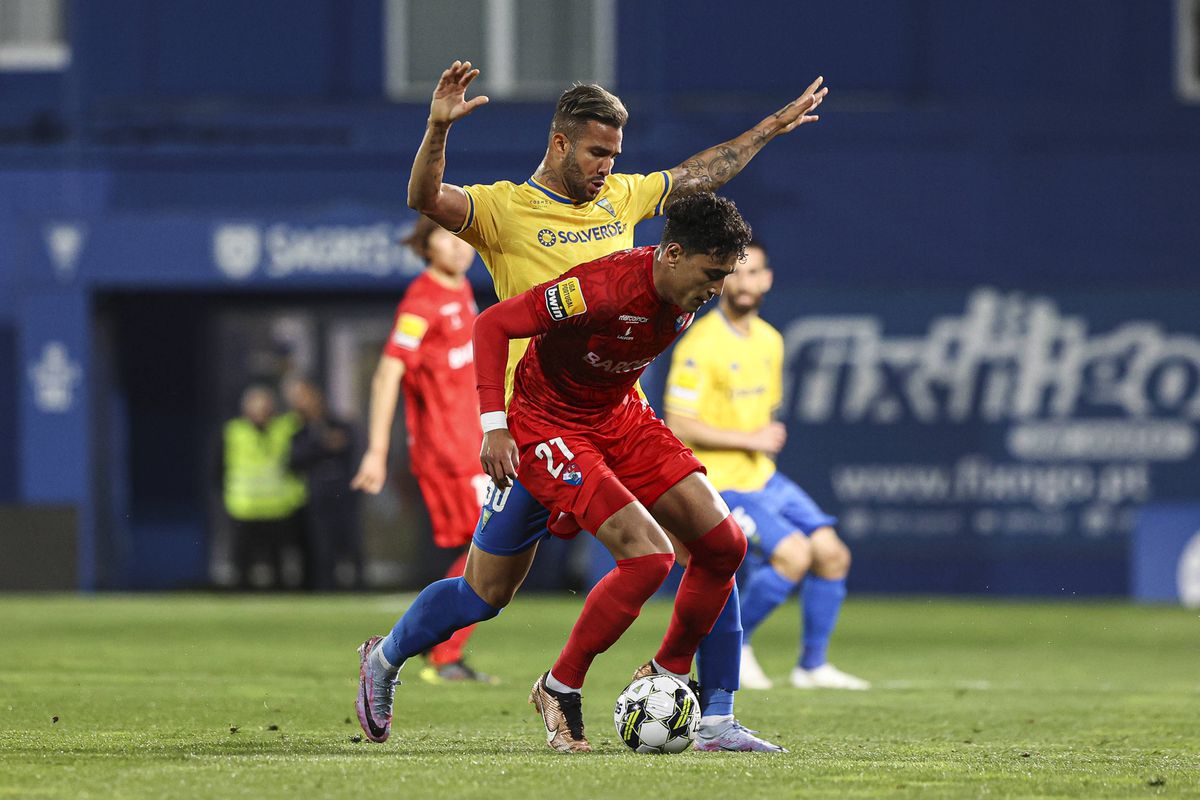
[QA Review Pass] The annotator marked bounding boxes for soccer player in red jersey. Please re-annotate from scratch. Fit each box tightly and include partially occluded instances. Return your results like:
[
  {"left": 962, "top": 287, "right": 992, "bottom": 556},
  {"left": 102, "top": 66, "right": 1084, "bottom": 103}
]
[
  {"left": 472, "top": 193, "right": 753, "bottom": 751},
  {"left": 355, "top": 62, "right": 825, "bottom": 751},
  {"left": 351, "top": 216, "right": 494, "bottom": 683}
]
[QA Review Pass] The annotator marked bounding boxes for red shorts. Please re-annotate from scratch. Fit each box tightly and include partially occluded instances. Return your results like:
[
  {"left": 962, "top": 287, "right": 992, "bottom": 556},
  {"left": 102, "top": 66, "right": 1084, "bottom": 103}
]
[
  {"left": 416, "top": 472, "right": 490, "bottom": 548},
  {"left": 510, "top": 394, "right": 705, "bottom": 536}
]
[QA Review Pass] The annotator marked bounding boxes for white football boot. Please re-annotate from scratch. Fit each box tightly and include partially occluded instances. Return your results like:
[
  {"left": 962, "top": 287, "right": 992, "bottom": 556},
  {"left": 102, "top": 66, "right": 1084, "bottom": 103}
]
[
  {"left": 739, "top": 645, "right": 774, "bottom": 690},
  {"left": 694, "top": 717, "right": 786, "bottom": 752},
  {"left": 789, "top": 662, "right": 870, "bottom": 690}
]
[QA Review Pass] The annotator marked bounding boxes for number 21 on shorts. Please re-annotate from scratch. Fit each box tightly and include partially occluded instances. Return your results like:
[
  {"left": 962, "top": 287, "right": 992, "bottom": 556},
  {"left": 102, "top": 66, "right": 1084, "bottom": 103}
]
[{"left": 534, "top": 437, "right": 575, "bottom": 479}]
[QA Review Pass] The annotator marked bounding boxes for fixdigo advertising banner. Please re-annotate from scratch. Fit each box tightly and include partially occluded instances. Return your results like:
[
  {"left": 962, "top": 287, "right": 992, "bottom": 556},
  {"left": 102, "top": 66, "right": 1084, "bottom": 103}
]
[{"left": 769, "top": 286, "right": 1200, "bottom": 596}]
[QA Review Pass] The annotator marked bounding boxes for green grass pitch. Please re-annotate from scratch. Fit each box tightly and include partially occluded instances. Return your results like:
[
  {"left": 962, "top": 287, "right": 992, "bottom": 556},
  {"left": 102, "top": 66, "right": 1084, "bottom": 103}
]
[{"left": 1, "top": 593, "right": 1197, "bottom": 799}]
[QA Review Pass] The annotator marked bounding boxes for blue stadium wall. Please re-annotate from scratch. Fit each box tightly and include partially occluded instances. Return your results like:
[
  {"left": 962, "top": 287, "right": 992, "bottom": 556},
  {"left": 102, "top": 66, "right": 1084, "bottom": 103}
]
[{"left": 2, "top": 1, "right": 1198, "bottom": 593}]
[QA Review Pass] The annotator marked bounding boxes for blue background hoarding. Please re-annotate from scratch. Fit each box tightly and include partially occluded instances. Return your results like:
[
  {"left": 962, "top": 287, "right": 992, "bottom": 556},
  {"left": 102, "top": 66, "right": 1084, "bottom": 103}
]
[{"left": 1, "top": 0, "right": 1199, "bottom": 595}]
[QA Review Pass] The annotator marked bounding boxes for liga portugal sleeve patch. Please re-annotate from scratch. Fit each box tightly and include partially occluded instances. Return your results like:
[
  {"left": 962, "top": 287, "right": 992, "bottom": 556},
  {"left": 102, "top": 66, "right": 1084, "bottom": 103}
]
[
  {"left": 391, "top": 313, "right": 430, "bottom": 350},
  {"left": 545, "top": 277, "right": 587, "bottom": 321}
]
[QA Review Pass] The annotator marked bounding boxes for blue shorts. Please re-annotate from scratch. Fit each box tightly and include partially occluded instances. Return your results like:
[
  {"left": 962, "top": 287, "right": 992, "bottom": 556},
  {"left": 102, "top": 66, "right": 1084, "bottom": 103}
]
[
  {"left": 721, "top": 472, "right": 838, "bottom": 558},
  {"left": 471, "top": 478, "right": 551, "bottom": 557}
]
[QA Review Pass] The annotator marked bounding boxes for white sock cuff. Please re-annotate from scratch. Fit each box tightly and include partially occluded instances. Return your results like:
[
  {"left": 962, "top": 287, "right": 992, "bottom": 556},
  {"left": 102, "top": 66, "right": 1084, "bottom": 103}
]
[
  {"left": 373, "top": 643, "right": 400, "bottom": 674},
  {"left": 545, "top": 669, "right": 581, "bottom": 694},
  {"left": 651, "top": 658, "right": 690, "bottom": 682},
  {"left": 699, "top": 713, "right": 734, "bottom": 731}
]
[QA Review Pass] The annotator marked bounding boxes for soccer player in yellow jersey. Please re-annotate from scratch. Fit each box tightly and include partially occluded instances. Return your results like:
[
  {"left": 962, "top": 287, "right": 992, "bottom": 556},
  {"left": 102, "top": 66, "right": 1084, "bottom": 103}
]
[
  {"left": 665, "top": 241, "right": 869, "bottom": 691},
  {"left": 356, "top": 61, "right": 827, "bottom": 751}
]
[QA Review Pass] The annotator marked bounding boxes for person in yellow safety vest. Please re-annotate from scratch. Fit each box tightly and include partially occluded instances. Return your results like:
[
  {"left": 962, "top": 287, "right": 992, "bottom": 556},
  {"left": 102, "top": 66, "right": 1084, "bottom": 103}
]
[{"left": 221, "top": 384, "right": 307, "bottom": 589}]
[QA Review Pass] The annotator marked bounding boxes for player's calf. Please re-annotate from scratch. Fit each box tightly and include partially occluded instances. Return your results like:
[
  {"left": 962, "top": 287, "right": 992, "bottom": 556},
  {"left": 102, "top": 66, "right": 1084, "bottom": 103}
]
[{"left": 654, "top": 514, "right": 747, "bottom": 675}]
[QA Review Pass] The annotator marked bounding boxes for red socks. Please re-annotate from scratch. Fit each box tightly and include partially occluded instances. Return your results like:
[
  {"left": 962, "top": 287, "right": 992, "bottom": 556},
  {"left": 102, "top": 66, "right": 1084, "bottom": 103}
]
[
  {"left": 551, "top": 552, "right": 675, "bottom": 688},
  {"left": 654, "top": 515, "right": 747, "bottom": 675},
  {"left": 429, "top": 551, "right": 475, "bottom": 666}
]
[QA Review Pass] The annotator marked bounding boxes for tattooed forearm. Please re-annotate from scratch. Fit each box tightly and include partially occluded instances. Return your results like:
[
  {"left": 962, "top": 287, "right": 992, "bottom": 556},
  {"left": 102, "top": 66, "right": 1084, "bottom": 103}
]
[
  {"left": 708, "top": 145, "right": 739, "bottom": 183},
  {"left": 671, "top": 140, "right": 757, "bottom": 197},
  {"left": 408, "top": 122, "right": 451, "bottom": 209},
  {"left": 423, "top": 127, "right": 447, "bottom": 167},
  {"left": 668, "top": 83, "right": 824, "bottom": 199}
]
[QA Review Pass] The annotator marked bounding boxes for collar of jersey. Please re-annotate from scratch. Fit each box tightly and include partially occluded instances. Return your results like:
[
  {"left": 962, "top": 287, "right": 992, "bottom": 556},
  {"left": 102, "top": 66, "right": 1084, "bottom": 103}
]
[
  {"left": 526, "top": 177, "right": 590, "bottom": 206},
  {"left": 717, "top": 307, "right": 753, "bottom": 339}
]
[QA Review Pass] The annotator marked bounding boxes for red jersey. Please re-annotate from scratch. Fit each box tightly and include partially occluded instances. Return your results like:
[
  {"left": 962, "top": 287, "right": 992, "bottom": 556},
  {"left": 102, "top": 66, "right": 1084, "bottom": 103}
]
[
  {"left": 383, "top": 271, "right": 481, "bottom": 477},
  {"left": 476, "top": 247, "right": 694, "bottom": 425}
]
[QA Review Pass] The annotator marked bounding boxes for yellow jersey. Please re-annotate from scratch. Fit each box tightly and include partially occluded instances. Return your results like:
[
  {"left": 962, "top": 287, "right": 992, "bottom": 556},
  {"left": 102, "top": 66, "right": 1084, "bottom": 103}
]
[
  {"left": 663, "top": 309, "right": 784, "bottom": 493},
  {"left": 455, "top": 172, "right": 673, "bottom": 391}
]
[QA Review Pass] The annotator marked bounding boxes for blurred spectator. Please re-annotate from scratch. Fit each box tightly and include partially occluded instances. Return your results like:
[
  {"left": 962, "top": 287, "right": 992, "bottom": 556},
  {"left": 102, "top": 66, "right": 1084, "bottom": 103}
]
[
  {"left": 219, "top": 385, "right": 307, "bottom": 589},
  {"left": 286, "top": 376, "right": 362, "bottom": 590}
]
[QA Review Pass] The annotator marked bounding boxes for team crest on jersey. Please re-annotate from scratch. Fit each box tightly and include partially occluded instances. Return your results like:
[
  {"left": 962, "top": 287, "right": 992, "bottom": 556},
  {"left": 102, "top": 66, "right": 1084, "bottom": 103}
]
[
  {"left": 597, "top": 198, "right": 616, "bottom": 218},
  {"left": 674, "top": 313, "right": 694, "bottom": 332},
  {"left": 562, "top": 463, "right": 583, "bottom": 486},
  {"left": 545, "top": 277, "right": 587, "bottom": 321}
]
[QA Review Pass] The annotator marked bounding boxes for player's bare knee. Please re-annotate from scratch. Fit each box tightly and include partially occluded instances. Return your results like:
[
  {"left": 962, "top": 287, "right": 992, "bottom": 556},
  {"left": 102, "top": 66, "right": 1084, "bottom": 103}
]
[
  {"left": 809, "top": 527, "right": 851, "bottom": 579},
  {"left": 597, "top": 505, "right": 672, "bottom": 560},
  {"left": 467, "top": 574, "right": 520, "bottom": 608},
  {"left": 770, "top": 532, "right": 812, "bottom": 582},
  {"left": 463, "top": 548, "right": 530, "bottom": 608},
  {"left": 666, "top": 529, "right": 690, "bottom": 568}
]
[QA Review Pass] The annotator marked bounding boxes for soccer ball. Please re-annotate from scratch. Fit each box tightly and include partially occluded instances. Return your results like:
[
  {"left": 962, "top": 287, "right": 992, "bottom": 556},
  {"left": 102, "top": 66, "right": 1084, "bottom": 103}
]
[{"left": 613, "top": 674, "right": 699, "bottom": 754}]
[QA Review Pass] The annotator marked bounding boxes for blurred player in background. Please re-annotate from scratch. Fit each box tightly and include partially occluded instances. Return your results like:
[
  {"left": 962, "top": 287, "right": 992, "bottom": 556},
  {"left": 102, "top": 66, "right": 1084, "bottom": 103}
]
[
  {"left": 356, "top": 60, "right": 826, "bottom": 750},
  {"left": 664, "top": 241, "right": 869, "bottom": 690},
  {"left": 350, "top": 215, "right": 494, "bottom": 683}
]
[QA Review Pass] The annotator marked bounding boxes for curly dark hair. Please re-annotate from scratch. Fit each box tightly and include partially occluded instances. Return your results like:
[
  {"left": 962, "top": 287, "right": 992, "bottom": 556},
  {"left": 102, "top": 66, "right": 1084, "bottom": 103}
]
[{"left": 660, "top": 192, "right": 753, "bottom": 263}]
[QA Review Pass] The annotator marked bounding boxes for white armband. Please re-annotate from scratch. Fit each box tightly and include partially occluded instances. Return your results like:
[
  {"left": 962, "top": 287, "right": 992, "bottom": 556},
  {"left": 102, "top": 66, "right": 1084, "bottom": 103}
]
[{"left": 480, "top": 411, "right": 508, "bottom": 433}]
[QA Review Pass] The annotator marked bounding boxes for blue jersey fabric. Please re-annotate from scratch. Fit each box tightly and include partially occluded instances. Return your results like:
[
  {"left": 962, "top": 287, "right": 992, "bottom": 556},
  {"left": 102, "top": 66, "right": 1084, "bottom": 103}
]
[
  {"left": 471, "top": 478, "right": 551, "bottom": 556},
  {"left": 722, "top": 472, "right": 837, "bottom": 558}
]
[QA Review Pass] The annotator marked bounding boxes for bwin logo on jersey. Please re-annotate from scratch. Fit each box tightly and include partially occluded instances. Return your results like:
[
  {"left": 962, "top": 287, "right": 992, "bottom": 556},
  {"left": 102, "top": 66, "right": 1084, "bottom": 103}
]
[
  {"left": 545, "top": 277, "right": 587, "bottom": 321},
  {"left": 562, "top": 463, "right": 583, "bottom": 486}
]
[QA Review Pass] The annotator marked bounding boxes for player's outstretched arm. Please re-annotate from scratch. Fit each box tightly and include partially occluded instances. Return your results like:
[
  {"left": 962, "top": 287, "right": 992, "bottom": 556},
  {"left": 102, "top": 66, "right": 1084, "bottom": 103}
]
[
  {"left": 350, "top": 355, "right": 406, "bottom": 494},
  {"left": 666, "top": 412, "right": 787, "bottom": 456},
  {"left": 667, "top": 76, "right": 827, "bottom": 199},
  {"left": 407, "top": 60, "right": 491, "bottom": 231}
]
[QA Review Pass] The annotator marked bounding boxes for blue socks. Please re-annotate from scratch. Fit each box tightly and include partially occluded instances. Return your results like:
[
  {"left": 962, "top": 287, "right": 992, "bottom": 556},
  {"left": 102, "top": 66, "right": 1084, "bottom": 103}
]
[
  {"left": 696, "top": 580, "right": 742, "bottom": 718},
  {"left": 381, "top": 577, "right": 501, "bottom": 667},
  {"left": 800, "top": 575, "right": 847, "bottom": 670},
  {"left": 739, "top": 563, "right": 799, "bottom": 641},
  {"left": 737, "top": 557, "right": 850, "bottom": 671}
]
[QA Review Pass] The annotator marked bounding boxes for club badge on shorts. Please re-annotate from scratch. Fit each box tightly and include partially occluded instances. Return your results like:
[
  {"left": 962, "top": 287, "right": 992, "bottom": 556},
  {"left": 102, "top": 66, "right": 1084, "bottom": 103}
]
[{"left": 562, "top": 463, "right": 583, "bottom": 486}]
